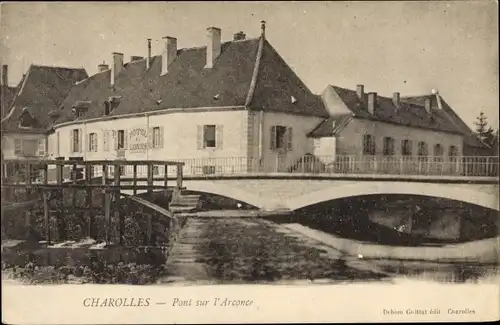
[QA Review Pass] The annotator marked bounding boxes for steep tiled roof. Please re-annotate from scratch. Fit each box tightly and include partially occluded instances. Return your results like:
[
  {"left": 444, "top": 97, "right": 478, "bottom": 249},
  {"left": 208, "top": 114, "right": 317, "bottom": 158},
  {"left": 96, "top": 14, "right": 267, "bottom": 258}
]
[
  {"left": 1, "top": 65, "right": 88, "bottom": 133},
  {"left": 310, "top": 85, "right": 467, "bottom": 137},
  {"left": 402, "top": 95, "right": 488, "bottom": 148},
  {"left": 248, "top": 40, "right": 327, "bottom": 116},
  {"left": 1, "top": 84, "right": 17, "bottom": 119},
  {"left": 56, "top": 36, "right": 327, "bottom": 125}
]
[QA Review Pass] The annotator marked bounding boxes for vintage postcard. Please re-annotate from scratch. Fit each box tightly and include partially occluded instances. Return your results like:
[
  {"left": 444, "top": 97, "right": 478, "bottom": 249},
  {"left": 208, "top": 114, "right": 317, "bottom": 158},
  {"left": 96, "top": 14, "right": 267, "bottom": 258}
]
[{"left": 1, "top": 1, "right": 499, "bottom": 324}]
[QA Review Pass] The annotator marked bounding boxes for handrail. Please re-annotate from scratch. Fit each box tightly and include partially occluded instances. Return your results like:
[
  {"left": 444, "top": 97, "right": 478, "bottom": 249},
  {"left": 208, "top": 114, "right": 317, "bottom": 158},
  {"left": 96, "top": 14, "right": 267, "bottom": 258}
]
[
  {"left": 2, "top": 159, "right": 185, "bottom": 166},
  {"left": 2, "top": 156, "right": 499, "bottom": 180}
]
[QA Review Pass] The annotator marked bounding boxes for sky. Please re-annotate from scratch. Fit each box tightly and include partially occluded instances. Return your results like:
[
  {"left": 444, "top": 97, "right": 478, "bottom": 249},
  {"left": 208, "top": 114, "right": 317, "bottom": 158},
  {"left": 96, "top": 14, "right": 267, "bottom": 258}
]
[{"left": 0, "top": 1, "right": 498, "bottom": 129}]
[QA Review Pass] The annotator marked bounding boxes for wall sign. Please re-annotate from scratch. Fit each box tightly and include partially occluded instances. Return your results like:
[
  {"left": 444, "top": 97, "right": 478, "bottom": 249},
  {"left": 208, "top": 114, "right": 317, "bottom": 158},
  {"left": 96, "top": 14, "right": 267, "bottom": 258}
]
[{"left": 129, "top": 128, "right": 148, "bottom": 151}]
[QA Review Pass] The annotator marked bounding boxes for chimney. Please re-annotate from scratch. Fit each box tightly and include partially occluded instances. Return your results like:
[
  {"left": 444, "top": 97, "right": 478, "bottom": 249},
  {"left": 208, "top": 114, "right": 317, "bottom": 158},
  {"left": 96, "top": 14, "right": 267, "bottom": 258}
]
[
  {"left": 97, "top": 61, "right": 109, "bottom": 72},
  {"left": 111, "top": 52, "right": 124, "bottom": 86},
  {"left": 205, "top": 27, "right": 221, "bottom": 69},
  {"left": 392, "top": 92, "right": 400, "bottom": 108},
  {"left": 130, "top": 56, "right": 144, "bottom": 62},
  {"left": 1, "top": 65, "right": 8, "bottom": 86},
  {"left": 233, "top": 31, "right": 246, "bottom": 41},
  {"left": 161, "top": 36, "right": 177, "bottom": 76},
  {"left": 367, "top": 92, "right": 377, "bottom": 115},
  {"left": 147, "top": 38, "right": 152, "bottom": 70},
  {"left": 261, "top": 20, "right": 266, "bottom": 38},
  {"left": 356, "top": 85, "right": 364, "bottom": 101},
  {"left": 425, "top": 98, "right": 432, "bottom": 114}
]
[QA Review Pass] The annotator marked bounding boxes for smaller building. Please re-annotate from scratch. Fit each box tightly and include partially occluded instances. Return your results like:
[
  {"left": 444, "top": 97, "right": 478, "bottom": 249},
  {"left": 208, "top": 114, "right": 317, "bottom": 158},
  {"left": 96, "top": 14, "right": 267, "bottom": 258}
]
[
  {"left": 308, "top": 85, "right": 487, "bottom": 175},
  {"left": 1, "top": 64, "right": 88, "bottom": 176}
]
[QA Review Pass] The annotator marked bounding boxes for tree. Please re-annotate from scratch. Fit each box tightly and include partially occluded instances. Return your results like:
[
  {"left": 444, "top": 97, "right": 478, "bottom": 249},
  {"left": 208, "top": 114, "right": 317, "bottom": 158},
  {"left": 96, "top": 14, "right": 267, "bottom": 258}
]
[{"left": 474, "top": 111, "right": 496, "bottom": 146}]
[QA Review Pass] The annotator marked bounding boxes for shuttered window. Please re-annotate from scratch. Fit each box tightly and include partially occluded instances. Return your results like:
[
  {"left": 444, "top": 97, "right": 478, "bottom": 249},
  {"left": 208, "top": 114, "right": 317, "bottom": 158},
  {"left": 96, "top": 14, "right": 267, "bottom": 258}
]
[
  {"left": 88, "top": 133, "right": 98, "bottom": 152},
  {"left": 197, "top": 125, "right": 223, "bottom": 149},
  {"left": 363, "top": 134, "right": 375, "bottom": 155},
  {"left": 71, "top": 129, "right": 82, "bottom": 153},
  {"left": 103, "top": 130, "right": 110, "bottom": 151},
  {"left": 401, "top": 139, "right": 413, "bottom": 156},
  {"left": 204, "top": 125, "right": 216, "bottom": 148},
  {"left": 152, "top": 127, "right": 164, "bottom": 148},
  {"left": 270, "top": 125, "right": 291, "bottom": 150},
  {"left": 38, "top": 139, "right": 46, "bottom": 156},
  {"left": 383, "top": 137, "right": 394, "bottom": 156},
  {"left": 14, "top": 139, "right": 22, "bottom": 155},
  {"left": 117, "top": 130, "right": 125, "bottom": 149},
  {"left": 417, "top": 141, "right": 428, "bottom": 156},
  {"left": 449, "top": 145, "right": 459, "bottom": 161}
]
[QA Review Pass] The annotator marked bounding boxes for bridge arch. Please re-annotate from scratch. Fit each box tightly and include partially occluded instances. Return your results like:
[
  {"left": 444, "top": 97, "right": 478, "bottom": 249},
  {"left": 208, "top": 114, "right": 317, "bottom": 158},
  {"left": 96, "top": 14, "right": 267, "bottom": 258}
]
[
  {"left": 287, "top": 181, "right": 500, "bottom": 211},
  {"left": 182, "top": 180, "right": 278, "bottom": 209}
]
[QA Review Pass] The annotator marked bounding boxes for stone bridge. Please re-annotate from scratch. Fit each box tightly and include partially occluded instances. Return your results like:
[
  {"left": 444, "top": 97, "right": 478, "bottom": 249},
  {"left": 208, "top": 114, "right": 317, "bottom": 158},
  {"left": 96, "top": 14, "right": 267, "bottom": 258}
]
[{"left": 122, "top": 174, "right": 499, "bottom": 212}]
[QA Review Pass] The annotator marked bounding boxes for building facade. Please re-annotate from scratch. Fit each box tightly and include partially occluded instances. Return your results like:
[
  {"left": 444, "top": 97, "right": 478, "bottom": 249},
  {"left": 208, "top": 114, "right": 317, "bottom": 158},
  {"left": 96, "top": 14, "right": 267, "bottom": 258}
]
[
  {"left": 49, "top": 24, "right": 326, "bottom": 175},
  {"left": 2, "top": 23, "right": 491, "bottom": 177}
]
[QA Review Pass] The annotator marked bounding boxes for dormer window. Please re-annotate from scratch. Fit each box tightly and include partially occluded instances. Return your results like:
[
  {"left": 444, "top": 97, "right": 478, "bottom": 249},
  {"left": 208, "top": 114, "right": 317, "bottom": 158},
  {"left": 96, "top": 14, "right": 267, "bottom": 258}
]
[
  {"left": 72, "top": 101, "right": 91, "bottom": 118},
  {"left": 18, "top": 107, "right": 35, "bottom": 128},
  {"left": 105, "top": 96, "right": 122, "bottom": 115}
]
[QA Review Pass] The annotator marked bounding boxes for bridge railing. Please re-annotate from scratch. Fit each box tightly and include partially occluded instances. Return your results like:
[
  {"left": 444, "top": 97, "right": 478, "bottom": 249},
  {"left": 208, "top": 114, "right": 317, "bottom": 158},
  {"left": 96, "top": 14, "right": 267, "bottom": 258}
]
[{"left": 124, "top": 155, "right": 497, "bottom": 178}]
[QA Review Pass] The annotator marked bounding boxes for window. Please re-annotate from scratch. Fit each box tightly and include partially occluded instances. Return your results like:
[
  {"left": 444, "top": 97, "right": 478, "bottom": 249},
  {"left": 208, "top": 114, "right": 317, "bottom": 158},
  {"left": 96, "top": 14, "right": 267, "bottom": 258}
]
[
  {"left": 152, "top": 165, "right": 159, "bottom": 175},
  {"left": 152, "top": 127, "right": 161, "bottom": 148},
  {"left": 203, "top": 125, "right": 216, "bottom": 148},
  {"left": 117, "top": 130, "right": 125, "bottom": 149},
  {"left": 14, "top": 139, "right": 40, "bottom": 157},
  {"left": 417, "top": 142, "right": 428, "bottom": 157},
  {"left": 197, "top": 125, "right": 223, "bottom": 149},
  {"left": 38, "top": 139, "right": 45, "bottom": 156},
  {"left": 383, "top": 137, "right": 394, "bottom": 156},
  {"left": 14, "top": 139, "right": 22, "bottom": 155},
  {"left": 449, "top": 145, "right": 459, "bottom": 161},
  {"left": 363, "top": 134, "right": 375, "bottom": 155},
  {"left": 401, "top": 139, "right": 413, "bottom": 156},
  {"left": 72, "top": 129, "right": 80, "bottom": 153},
  {"left": 270, "top": 125, "right": 292, "bottom": 150},
  {"left": 88, "top": 133, "right": 98, "bottom": 152},
  {"left": 433, "top": 144, "right": 443, "bottom": 160}
]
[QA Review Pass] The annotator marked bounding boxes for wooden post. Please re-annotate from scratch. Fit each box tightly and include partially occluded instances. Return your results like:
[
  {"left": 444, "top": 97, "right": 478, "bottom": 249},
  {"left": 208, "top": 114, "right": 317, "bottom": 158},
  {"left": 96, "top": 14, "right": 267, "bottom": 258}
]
[
  {"left": 132, "top": 164, "right": 138, "bottom": 196},
  {"left": 43, "top": 191, "right": 51, "bottom": 245},
  {"left": 26, "top": 162, "right": 32, "bottom": 199},
  {"left": 176, "top": 163, "right": 183, "bottom": 190},
  {"left": 104, "top": 190, "right": 111, "bottom": 245},
  {"left": 164, "top": 164, "right": 169, "bottom": 196},
  {"left": 147, "top": 213, "right": 153, "bottom": 246},
  {"left": 42, "top": 164, "right": 48, "bottom": 185},
  {"left": 147, "top": 163, "right": 153, "bottom": 197},
  {"left": 25, "top": 210, "right": 32, "bottom": 240},
  {"left": 71, "top": 160, "right": 77, "bottom": 209},
  {"left": 54, "top": 157, "right": 65, "bottom": 242},
  {"left": 114, "top": 163, "right": 123, "bottom": 245},
  {"left": 85, "top": 163, "right": 95, "bottom": 239}
]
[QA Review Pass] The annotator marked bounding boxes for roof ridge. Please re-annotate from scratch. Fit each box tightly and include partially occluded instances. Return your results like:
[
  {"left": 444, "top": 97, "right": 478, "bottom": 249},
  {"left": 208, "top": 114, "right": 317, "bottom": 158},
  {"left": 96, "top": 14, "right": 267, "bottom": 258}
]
[
  {"left": 400, "top": 93, "right": 434, "bottom": 98},
  {"left": 1, "top": 66, "right": 32, "bottom": 124},
  {"left": 244, "top": 36, "right": 265, "bottom": 107},
  {"left": 176, "top": 37, "right": 260, "bottom": 53},
  {"left": 31, "top": 64, "right": 87, "bottom": 71}
]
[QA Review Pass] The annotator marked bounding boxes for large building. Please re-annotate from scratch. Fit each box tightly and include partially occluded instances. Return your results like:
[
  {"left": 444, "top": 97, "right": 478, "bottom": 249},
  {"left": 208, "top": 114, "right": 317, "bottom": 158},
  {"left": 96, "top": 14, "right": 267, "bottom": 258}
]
[{"left": 1, "top": 22, "right": 492, "bottom": 177}]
